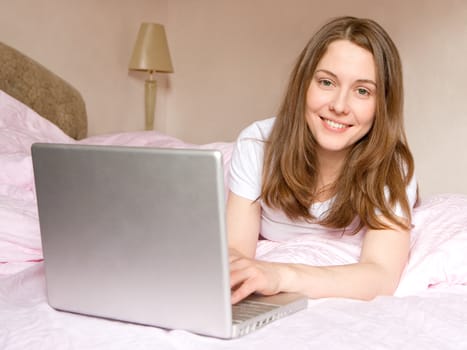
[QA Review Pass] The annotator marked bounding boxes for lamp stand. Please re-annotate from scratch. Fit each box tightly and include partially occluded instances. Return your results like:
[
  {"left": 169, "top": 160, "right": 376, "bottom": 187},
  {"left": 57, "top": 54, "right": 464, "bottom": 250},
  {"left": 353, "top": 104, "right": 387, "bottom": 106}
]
[{"left": 144, "top": 78, "right": 157, "bottom": 130}]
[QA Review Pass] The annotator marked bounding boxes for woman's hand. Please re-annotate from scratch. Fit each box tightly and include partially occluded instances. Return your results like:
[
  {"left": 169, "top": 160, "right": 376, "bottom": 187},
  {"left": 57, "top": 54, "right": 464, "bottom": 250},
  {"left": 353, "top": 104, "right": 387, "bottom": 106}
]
[{"left": 229, "top": 248, "right": 288, "bottom": 304}]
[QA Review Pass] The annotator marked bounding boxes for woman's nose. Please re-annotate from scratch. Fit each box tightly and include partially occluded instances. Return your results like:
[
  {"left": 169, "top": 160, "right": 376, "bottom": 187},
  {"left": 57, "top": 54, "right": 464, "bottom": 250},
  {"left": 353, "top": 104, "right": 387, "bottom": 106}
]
[{"left": 329, "top": 91, "right": 350, "bottom": 115}]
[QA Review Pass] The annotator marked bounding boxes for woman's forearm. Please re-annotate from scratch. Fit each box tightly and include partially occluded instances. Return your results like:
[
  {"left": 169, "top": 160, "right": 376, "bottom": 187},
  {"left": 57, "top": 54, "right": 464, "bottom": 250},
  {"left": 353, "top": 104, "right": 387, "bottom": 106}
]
[{"left": 278, "top": 261, "right": 403, "bottom": 300}]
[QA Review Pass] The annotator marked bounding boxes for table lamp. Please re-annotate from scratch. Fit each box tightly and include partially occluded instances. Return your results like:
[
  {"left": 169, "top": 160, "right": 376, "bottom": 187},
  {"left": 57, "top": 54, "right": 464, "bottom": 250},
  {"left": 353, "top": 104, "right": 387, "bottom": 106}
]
[{"left": 129, "top": 23, "right": 174, "bottom": 130}]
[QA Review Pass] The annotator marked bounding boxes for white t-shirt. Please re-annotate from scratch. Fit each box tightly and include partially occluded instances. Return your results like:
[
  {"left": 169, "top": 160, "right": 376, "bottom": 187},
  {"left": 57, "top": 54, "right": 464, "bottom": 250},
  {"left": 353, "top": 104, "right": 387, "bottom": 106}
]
[{"left": 229, "top": 117, "right": 418, "bottom": 241}]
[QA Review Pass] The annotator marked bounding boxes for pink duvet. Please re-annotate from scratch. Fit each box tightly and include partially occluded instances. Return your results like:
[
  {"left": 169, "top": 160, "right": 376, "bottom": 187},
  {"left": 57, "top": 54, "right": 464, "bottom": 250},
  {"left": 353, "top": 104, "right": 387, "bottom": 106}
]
[{"left": 1, "top": 90, "right": 467, "bottom": 349}]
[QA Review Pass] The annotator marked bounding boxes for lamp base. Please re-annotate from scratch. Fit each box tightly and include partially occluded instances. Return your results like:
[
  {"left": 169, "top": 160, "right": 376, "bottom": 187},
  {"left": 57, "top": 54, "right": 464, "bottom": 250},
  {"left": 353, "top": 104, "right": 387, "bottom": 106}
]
[{"left": 145, "top": 79, "right": 157, "bottom": 130}]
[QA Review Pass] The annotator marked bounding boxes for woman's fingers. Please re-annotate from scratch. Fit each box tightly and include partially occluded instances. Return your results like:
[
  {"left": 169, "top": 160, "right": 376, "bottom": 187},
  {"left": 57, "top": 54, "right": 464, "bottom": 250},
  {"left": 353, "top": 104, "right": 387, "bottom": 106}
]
[
  {"left": 229, "top": 255, "right": 282, "bottom": 303},
  {"left": 229, "top": 256, "right": 255, "bottom": 288},
  {"left": 231, "top": 278, "right": 257, "bottom": 304},
  {"left": 230, "top": 258, "right": 263, "bottom": 304}
]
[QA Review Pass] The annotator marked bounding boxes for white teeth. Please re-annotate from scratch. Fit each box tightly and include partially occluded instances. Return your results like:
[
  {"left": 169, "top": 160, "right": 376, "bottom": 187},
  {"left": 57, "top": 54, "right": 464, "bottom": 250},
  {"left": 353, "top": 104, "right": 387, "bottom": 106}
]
[{"left": 324, "top": 118, "right": 347, "bottom": 129}]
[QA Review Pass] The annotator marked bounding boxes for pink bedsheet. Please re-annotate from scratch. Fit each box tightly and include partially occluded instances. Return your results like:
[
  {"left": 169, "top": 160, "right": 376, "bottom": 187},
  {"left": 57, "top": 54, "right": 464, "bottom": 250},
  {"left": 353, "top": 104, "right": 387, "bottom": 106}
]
[
  {"left": 1, "top": 262, "right": 466, "bottom": 349},
  {"left": 1, "top": 90, "right": 467, "bottom": 349}
]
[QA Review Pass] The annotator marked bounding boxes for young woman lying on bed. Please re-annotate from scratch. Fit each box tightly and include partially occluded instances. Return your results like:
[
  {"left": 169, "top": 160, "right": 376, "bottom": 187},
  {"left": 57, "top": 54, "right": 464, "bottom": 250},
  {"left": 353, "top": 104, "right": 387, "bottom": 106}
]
[{"left": 228, "top": 16, "right": 418, "bottom": 303}]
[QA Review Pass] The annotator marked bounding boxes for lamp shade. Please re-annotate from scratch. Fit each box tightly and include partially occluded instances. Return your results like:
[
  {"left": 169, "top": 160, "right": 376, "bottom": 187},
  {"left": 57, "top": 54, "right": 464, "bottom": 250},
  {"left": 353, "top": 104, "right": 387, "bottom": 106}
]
[{"left": 129, "top": 23, "right": 174, "bottom": 73}]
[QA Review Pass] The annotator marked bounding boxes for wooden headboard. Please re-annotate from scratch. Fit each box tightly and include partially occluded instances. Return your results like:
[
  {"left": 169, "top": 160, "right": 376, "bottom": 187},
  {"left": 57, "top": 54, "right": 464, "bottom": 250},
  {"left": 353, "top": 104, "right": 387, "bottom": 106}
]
[{"left": 0, "top": 41, "right": 87, "bottom": 139}]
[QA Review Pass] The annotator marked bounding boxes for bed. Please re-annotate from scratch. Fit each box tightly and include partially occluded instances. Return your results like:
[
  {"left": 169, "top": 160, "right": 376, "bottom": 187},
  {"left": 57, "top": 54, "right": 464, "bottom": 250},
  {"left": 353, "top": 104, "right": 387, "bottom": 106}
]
[{"left": 1, "top": 41, "right": 467, "bottom": 350}]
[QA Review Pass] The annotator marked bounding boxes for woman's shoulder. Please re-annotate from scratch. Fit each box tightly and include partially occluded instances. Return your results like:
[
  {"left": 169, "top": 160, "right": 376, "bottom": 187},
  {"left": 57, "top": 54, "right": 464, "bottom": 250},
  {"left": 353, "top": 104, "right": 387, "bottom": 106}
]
[
  {"left": 229, "top": 118, "right": 275, "bottom": 200},
  {"left": 237, "top": 117, "right": 276, "bottom": 141}
]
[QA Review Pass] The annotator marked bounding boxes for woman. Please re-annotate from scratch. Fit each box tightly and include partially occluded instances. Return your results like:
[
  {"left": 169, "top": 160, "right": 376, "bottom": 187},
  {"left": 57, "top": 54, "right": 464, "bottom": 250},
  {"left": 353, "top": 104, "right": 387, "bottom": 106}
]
[{"left": 228, "top": 16, "right": 418, "bottom": 304}]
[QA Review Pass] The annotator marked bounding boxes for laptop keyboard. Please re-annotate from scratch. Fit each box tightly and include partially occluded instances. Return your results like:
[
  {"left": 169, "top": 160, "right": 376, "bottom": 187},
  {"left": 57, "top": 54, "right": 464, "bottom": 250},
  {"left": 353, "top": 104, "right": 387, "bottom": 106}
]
[{"left": 232, "top": 300, "right": 279, "bottom": 324}]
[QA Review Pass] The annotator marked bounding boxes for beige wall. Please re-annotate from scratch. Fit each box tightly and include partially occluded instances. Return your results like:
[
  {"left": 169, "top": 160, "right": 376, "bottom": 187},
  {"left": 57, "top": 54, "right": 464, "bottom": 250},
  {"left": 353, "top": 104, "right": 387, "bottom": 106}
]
[{"left": 1, "top": 0, "right": 467, "bottom": 197}]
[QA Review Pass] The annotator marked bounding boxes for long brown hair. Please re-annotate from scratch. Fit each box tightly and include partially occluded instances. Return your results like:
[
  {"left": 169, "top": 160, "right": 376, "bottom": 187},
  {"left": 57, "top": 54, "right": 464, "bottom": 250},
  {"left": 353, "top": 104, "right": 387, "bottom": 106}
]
[{"left": 261, "top": 16, "right": 416, "bottom": 232}]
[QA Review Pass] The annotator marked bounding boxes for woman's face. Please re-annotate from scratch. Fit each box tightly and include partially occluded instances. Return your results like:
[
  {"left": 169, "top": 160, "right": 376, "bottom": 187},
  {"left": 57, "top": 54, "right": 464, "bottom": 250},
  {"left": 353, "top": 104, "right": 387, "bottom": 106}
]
[{"left": 305, "top": 39, "right": 377, "bottom": 160}]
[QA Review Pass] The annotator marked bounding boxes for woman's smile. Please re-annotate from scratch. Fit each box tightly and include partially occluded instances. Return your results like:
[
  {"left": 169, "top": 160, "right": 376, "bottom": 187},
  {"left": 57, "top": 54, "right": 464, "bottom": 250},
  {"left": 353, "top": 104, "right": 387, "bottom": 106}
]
[{"left": 320, "top": 116, "right": 352, "bottom": 131}]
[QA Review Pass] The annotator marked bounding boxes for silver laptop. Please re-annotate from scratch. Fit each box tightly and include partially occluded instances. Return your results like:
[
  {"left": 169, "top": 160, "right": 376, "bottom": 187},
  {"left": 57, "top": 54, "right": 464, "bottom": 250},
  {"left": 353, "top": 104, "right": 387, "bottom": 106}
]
[{"left": 31, "top": 143, "right": 307, "bottom": 339}]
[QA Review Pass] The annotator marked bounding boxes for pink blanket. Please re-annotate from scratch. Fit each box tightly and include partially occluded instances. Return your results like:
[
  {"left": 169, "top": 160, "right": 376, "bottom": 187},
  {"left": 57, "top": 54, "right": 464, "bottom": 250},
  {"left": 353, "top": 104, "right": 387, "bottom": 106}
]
[{"left": 1, "top": 90, "right": 467, "bottom": 349}]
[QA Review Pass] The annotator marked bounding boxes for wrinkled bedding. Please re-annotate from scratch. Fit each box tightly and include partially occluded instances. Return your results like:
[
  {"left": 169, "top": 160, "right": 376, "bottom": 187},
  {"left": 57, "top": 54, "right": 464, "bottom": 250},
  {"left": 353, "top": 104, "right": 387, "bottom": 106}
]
[{"left": 1, "top": 90, "right": 467, "bottom": 349}]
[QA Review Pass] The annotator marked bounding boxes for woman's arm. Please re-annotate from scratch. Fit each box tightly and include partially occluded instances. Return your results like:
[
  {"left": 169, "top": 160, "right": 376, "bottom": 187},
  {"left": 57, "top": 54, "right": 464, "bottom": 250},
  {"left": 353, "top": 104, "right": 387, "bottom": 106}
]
[
  {"left": 226, "top": 191, "right": 261, "bottom": 259},
  {"left": 229, "top": 216, "right": 411, "bottom": 303}
]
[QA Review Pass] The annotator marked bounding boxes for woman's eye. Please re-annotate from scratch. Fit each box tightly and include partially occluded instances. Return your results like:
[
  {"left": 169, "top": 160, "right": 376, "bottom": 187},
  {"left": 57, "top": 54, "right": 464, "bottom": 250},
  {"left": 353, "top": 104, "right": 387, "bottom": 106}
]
[
  {"left": 320, "top": 79, "right": 333, "bottom": 87},
  {"left": 357, "top": 88, "right": 370, "bottom": 96}
]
